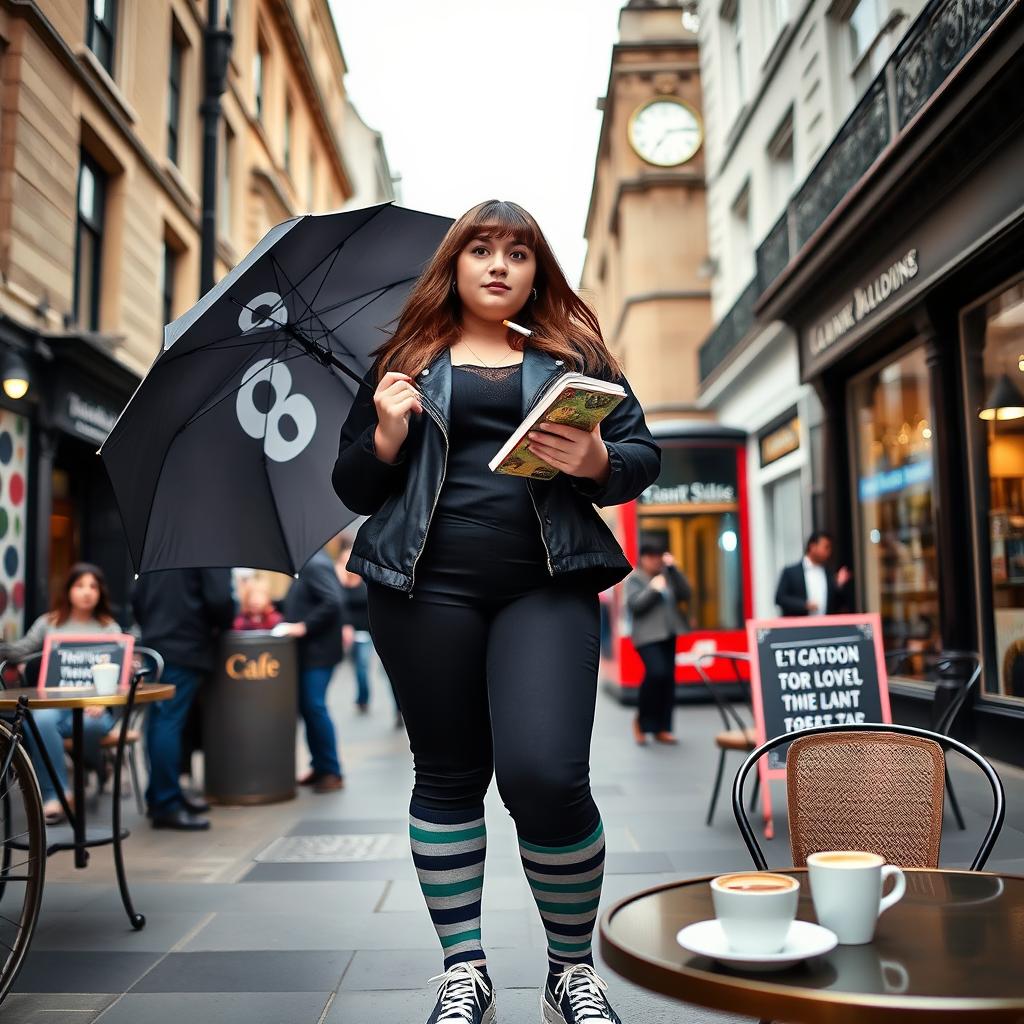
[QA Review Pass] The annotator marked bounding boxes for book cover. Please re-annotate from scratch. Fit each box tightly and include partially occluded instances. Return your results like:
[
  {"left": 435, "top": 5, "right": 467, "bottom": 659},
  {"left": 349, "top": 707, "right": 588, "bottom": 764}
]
[{"left": 491, "top": 384, "right": 625, "bottom": 479}]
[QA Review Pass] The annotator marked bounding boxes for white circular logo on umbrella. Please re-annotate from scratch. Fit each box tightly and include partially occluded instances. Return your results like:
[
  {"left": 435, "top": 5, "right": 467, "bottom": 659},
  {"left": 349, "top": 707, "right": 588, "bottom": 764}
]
[
  {"left": 236, "top": 358, "right": 316, "bottom": 462},
  {"left": 238, "top": 291, "right": 289, "bottom": 333}
]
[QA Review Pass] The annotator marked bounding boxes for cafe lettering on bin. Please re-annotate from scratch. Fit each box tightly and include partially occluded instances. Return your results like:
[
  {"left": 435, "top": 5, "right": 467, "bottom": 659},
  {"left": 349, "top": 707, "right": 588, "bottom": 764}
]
[{"left": 226, "top": 651, "right": 281, "bottom": 680}]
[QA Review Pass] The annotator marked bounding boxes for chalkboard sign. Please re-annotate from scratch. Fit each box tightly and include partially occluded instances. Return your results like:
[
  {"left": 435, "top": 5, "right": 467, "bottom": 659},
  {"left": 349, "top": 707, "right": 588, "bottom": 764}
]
[
  {"left": 747, "top": 614, "right": 891, "bottom": 776},
  {"left": 38, "top": 633, "right": 135, "bottom": 690}
]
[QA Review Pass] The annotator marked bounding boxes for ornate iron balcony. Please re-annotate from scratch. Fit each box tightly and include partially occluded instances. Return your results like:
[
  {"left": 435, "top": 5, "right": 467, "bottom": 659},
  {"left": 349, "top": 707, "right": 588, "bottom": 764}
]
[
  {"left": 698, "top": 277, "right": 758, "bottom": 382},
  {"left": 753, "top": 0, "right": 1012, "bottom": 296}
]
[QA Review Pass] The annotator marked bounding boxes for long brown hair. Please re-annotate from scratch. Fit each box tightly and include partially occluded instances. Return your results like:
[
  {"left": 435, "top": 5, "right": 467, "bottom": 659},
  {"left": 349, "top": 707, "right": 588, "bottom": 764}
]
[
  {"left": 373, "top": 200, "right": 622, "bottom": 380},
  {"left": 50, "top": 562, "right": 115, "bottom": 627}
]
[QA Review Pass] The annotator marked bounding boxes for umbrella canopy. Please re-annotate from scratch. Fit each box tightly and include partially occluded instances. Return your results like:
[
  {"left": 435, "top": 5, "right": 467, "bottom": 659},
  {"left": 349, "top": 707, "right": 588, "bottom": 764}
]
[{"left": 100, "top": 203, "right": 453, "bottom": 575}]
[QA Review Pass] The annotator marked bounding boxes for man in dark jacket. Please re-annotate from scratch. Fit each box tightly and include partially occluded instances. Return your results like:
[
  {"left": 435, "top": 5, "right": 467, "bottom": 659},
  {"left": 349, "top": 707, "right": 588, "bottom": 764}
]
[
  {"left": 133, "top": 568, "right": 234, "bottom": 830},
  {"left": 280, "top": 549, "right": 346, "bottom": 792},
  {"left": 775, "top": 531, "right": 852, "bottom": 617}
]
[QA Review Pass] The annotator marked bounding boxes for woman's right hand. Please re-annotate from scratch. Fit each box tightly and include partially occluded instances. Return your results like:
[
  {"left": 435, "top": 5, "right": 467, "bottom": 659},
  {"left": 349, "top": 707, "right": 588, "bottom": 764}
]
[{"left": 373, "top": 371, "right": 422, "bottom": 464}]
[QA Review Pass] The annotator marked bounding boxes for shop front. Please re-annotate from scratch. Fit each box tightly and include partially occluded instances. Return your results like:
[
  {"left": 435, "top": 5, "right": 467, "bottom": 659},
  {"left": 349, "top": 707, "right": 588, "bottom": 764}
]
[{"left": 759, "top": 39, "right": 1024, "bottom": 762}]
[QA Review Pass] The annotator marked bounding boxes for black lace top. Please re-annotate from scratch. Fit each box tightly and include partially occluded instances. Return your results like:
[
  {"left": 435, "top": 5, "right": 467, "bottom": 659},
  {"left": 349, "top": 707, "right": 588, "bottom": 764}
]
[{"left": 413, "top": 363, "right": 550, "bottom": 602}]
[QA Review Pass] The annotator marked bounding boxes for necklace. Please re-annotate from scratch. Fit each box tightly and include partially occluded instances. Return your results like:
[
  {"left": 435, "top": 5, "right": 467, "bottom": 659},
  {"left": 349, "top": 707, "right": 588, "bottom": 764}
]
[{"left": 456, "top": 337, "right": 520, "bottom": 368}]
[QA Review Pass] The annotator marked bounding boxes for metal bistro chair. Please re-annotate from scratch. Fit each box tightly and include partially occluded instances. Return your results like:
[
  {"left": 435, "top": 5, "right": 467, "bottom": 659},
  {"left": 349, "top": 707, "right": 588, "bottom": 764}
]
[
  {"left": 695, "top": 652, "right": 760, "bottom": 827},
  {"left": 885, "top": 648, "right": 982, "bottom": 830},
  {"left": 731, "top": 724, "right": 1005, "bottom": 872},
  {"left": 0, "top": 648, "right": 163, "bottom": 818}
]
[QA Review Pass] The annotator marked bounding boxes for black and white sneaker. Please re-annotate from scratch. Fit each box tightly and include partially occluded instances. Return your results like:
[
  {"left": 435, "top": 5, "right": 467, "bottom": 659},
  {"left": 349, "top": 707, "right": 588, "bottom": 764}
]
[
  {"left": 426, "top": 962, "right": 497, "bottom": 1024},
  {"left": 541, "top": 964, "right": 622, "bottom": 1024}
]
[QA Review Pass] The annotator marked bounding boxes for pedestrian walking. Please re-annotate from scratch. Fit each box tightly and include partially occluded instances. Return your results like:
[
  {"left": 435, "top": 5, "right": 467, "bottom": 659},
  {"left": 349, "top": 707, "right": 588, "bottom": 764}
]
[
  {"left": 0, "top": 563, "right": 121, "bottom": 824},
  {"left": 278, "top": 549, "right": 345, "bottom": 793},
  {"left": 132, "top": 568, "right": 234, "bottom": 830},
  {"left": 335, "top": 540, "right": 402, "bottom": 728},
  {"left": 625, "top": 544, "right": 691, "bottom": 746},
  {"left": 775, "top": 530, "right": 852, "bottom": 616},
  {"left": 333, "top": 200, "right": 660, "bottom": 1024}
]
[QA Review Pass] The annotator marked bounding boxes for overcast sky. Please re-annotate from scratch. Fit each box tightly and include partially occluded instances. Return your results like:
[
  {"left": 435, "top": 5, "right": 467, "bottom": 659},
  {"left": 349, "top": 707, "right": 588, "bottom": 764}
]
[{"left": 327, "top": 1, "right": 629, "bottom": 283}]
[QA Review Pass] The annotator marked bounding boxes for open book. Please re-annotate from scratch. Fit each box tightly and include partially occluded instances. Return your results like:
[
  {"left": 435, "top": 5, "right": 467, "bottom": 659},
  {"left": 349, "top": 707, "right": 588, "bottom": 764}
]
[{"left": 489, "top": 373, "right": 626, "bottom": 479}]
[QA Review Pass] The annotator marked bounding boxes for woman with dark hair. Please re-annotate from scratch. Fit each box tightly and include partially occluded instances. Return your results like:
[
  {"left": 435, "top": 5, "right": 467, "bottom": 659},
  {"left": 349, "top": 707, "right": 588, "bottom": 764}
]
[
  {"left": 334, "top": 200, "right": 660, "bottom": 1024},
  {"left": 0, "top": 563, "right": 121, "bottom": 823}
]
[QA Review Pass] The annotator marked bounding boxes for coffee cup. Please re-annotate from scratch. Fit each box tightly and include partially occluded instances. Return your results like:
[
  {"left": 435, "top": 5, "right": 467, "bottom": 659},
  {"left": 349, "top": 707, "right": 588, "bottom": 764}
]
[
  {"left": 91, "top": 662, "right": 121, "bottom": 696},
  {"left": 807, "top": 851, "right": 906, "bottom": 945},
  {"left": 710, "top": 872, "right": 800, "bottom": 954}
]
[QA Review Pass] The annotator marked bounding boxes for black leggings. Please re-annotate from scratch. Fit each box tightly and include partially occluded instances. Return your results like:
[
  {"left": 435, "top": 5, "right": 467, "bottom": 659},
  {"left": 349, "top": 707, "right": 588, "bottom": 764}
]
[{"left": 366, "top": 583, "right": 601, "bottom": 844}]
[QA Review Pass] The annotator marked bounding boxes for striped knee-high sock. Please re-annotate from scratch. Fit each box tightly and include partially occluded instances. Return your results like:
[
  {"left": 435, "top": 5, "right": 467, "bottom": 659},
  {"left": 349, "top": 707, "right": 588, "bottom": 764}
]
[
  {"left": 519, "top": 819, "right": 606, "bottom": 976},
  {"left": 409, "top": 802, "right": 488, "bottom": 970}
]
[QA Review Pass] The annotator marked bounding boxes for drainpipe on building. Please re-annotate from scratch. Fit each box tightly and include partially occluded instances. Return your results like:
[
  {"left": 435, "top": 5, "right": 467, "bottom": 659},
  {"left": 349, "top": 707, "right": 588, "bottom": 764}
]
[{"left": 200, "top": 0, "right": 233, "bottom": 295}]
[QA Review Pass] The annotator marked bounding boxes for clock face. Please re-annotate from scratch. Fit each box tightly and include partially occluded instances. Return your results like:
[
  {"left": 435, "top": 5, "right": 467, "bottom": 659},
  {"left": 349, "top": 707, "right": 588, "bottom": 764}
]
[{"left": 628, "top": 99, "right": 703, "bottom": 167}]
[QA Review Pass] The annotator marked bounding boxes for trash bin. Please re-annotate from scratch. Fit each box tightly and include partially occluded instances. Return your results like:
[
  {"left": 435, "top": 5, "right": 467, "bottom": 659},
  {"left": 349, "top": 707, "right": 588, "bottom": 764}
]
[{"left": 203, "top": 631, "right": 297, "bottom": 805}]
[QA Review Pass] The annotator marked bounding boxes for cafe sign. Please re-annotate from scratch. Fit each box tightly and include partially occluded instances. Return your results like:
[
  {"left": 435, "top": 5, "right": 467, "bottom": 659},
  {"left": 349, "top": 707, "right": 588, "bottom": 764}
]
[{"left": 808, "top": 249, "right": 919, "bottom": 359}]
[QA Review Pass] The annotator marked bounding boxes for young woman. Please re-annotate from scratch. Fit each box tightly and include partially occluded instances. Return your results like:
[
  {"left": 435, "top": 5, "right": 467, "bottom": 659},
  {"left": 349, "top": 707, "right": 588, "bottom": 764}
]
[
  {"left": 0, "top": 563, "right": 120, "bottom": 824},
  {"left": 333, "top": 200, "right": 660, "bottom": 1024}
]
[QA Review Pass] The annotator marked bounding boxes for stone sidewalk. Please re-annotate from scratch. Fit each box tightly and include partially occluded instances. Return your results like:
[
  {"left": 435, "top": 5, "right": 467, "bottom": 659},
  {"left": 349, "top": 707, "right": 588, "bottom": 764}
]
[{"left": 3, "top": 661, "right": 1022, "bottom": 1024}]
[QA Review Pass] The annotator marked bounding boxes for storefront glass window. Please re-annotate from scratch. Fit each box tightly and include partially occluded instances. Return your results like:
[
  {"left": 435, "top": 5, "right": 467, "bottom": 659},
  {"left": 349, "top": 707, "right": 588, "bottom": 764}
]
[
  {"left": 964, "top": 278, "right": 1024, "bottom": 701},
  {"left": 853, "top": 346, "right": 941, "bottom": 655}
]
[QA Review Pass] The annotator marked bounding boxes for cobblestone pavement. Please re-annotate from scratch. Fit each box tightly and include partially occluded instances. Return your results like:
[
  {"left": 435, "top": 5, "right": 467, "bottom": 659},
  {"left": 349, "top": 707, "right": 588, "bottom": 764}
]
[{"left": 3, "top": 660, "right": 1022, "bottom": 1023}]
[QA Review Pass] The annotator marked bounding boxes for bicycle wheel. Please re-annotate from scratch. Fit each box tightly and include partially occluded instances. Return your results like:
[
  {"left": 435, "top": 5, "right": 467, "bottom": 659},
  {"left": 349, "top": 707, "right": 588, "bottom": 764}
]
[{"left": 0, "top": 718, "right": 45, "bottom": 1003}]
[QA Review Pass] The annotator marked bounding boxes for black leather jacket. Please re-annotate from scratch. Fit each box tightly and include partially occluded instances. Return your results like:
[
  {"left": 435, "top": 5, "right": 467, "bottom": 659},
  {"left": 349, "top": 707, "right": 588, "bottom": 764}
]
[{"left": 332, "top": 345, "right": 661, "bottom": 595}]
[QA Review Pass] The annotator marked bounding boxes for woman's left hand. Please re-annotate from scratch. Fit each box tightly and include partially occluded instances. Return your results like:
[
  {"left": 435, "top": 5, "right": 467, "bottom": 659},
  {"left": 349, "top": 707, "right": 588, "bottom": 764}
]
[
  {"left": 85, "top": 706, "right": 107, "bottom": 719},
  {"left": 527, "top": 422, "right": 611, "bottom": 484}
]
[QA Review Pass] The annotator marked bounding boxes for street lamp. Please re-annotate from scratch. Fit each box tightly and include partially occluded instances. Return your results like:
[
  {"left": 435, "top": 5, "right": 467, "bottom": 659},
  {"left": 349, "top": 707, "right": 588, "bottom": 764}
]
[{"left": 1, "top": 352, "right": 29, "bottom": 400}]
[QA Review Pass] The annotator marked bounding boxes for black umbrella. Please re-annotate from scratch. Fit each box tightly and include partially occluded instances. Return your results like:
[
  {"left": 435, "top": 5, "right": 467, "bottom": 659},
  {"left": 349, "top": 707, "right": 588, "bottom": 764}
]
[{"left": 99, "top": 203, "right": 453, "bottom": 575}]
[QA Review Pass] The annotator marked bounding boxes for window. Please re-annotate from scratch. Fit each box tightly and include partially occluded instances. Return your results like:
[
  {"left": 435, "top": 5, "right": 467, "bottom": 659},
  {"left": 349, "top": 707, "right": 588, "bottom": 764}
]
[
  {"left": 732, "top": 0, "right": 746, "bottom": 107},
  {"left": 167, "top": 28, "right": 184, "bottom": 165},
  {"left": 220, "top": 124, "right": 234, "bottom": 235},
  {"left": 86, "top": 0, "right": 118, "bottom": 76},
  {"left": 284, "top": 97, "right": 293, "bottom": 175},
  {"left": 853, "top": 346, "right": 940, "bottom": 656},
  {"left": 73, "top": 153, "right": 106, "bottom": 331},
  {"left": 767, "top": 110, "right": 795, "bottom": 210},
  {"left": 253, "top": 38, "right": 266, "bottom": 122},
  {"left": 845, "top": 0, "right": 890, "bottom": 96},
  {"left": 767, "top": 0, "right": 790, "bottom": 39},
  {"left": 730, "top": 182, "right": 753, "bottom": 283},
  {"left": 306, "top": 147, "right": 316, "bottom": 210},
  {"left": 161, "top": 240, "right": 177, "bottom": 327},
  {"left": 963, "top": 278, "right": 1024, "bottom": 701}
]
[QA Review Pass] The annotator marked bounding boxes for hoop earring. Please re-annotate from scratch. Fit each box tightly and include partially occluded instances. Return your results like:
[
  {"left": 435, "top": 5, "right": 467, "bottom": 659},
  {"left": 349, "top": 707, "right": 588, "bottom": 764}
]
[
  {"left": 450, "top": 280, "right": 458, "bottom": 298},
  {"left": 531, "top": 288, "right": 538, "bottom": 302}
]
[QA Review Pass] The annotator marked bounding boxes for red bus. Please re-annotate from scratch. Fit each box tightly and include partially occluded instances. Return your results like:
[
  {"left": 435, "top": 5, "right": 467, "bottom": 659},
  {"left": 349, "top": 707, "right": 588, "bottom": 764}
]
[{"left": 601, "top": 421, "right": 753, "bottom": 701}]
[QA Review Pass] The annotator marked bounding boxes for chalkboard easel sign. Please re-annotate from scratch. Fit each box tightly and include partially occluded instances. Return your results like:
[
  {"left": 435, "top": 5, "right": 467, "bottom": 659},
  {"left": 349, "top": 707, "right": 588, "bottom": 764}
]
[
  {"left": 747, "top": 613, "right": 891, "bottom": 778},
  {"left": 38, "top": 633, "right": 135, "bottom": 690}
]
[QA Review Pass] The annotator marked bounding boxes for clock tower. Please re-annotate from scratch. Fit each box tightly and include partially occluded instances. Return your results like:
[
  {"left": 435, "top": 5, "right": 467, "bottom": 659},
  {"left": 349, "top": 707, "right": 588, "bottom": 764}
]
[{"left": 581, "top": 0, "right": 710, "bottom": 415}]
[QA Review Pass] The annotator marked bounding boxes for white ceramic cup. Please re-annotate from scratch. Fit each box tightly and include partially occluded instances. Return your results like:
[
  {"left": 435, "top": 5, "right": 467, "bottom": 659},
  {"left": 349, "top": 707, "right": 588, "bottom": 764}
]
[
  {"left": 91, "top": 662, "right": 121, "bottom": 696},
  {"left": 710, "top": 872, "right": 800, "bottom": 954},
  {"left": 807, "top": 851, "right": 906, "bottom": 945}
]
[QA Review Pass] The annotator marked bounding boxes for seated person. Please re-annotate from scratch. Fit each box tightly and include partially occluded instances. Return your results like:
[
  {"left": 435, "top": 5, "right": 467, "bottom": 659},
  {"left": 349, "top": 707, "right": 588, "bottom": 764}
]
[
  {"left": 233, "top": 577, "right": 283, "bottom": 631},
  {"left": 0, "top": 564, "right": 120, "bottom": 824}
]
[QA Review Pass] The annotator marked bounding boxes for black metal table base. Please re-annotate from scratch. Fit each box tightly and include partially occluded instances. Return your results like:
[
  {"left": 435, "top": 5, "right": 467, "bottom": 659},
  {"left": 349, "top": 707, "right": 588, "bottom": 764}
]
[{"left": 22, "top": 693, "right": 146, "bottom": 930}]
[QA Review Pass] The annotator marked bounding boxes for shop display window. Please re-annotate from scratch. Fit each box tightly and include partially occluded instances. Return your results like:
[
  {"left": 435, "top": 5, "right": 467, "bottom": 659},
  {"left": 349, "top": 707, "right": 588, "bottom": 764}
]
[
  {"left": 963, "top": 278, "right": 1024, "bottom": 701},
  {"left": 853, "top": 346, "right": 941, "bottom": 657}
]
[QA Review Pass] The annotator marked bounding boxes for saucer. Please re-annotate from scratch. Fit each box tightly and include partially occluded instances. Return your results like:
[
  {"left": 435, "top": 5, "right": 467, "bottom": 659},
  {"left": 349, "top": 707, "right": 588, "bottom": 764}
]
[{"left": 676, "top": 919, "right": 838, "bottom": 972}]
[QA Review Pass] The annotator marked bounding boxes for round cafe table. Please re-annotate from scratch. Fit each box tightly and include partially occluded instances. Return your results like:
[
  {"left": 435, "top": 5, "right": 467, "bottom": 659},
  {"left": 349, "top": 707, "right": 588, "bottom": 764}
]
[
  {"left": 600, "top": 868, "right": 1024, "bottom": 1023},
  {"left": 0, "top": 683, "right": 175, "bottom": 930}
]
